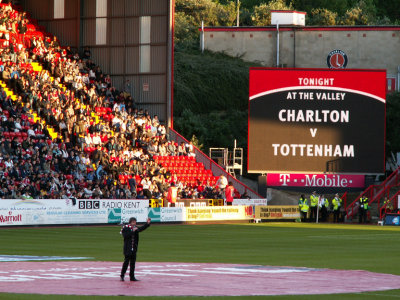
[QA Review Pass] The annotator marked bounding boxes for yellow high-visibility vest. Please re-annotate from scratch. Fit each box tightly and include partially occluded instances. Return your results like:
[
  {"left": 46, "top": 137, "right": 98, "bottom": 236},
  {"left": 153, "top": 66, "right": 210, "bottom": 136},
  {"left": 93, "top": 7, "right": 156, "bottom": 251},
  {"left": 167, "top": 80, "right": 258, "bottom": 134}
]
[
  {"left": 310, "top": 195, "right": 318, "bottom": 207},
  {"left": 332, "top": 197, "right": 342, "bottom": 211}
]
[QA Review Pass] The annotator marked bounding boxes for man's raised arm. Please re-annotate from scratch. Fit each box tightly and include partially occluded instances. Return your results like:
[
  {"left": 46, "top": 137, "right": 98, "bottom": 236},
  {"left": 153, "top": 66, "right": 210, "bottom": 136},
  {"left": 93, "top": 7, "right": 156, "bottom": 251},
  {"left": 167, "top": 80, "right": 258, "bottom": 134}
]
[{"left": 137, "top": 218, "right": 151, "bottom": 232}]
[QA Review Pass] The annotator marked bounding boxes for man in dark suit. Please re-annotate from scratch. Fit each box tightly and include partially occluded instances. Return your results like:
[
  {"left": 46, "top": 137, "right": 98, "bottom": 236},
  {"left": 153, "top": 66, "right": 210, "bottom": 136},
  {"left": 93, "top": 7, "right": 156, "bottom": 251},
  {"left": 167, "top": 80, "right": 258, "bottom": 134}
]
[{"left": 120, "top": 217, "right": 151, "bottom": 282}]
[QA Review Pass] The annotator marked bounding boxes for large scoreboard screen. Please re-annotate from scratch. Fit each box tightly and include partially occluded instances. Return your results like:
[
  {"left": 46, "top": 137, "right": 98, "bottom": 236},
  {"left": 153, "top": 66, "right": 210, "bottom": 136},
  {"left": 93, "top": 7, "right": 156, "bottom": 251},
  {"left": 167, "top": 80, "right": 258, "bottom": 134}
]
[{"left": 248, "top": 68, "right": 386, "bottom": 174}]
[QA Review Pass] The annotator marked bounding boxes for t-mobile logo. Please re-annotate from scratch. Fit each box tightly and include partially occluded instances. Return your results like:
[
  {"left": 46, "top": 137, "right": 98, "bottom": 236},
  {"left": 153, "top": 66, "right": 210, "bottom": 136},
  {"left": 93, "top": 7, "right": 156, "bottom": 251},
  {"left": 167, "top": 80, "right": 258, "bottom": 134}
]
[{"left": 279, "top": 174, "right": 290, "bottom": 186}]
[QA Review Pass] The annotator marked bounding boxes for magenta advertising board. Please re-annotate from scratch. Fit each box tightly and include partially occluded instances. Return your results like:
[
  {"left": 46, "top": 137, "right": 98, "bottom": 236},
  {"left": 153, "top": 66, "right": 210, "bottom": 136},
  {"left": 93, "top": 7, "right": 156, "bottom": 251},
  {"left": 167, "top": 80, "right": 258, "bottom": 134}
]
[{"left": 266, "top": 173, "right": 365, "bottom": 189}]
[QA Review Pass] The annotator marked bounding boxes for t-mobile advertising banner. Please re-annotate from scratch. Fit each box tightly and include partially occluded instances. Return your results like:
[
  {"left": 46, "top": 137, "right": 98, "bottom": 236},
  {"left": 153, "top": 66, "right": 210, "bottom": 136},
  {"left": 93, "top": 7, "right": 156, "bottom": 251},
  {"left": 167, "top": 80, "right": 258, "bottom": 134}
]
[
  {"left": 248, "top": 68, "right": 386, "bottom": 174},
  {"left": 266, "top": 173, "right": 365, "bottom": 188}
]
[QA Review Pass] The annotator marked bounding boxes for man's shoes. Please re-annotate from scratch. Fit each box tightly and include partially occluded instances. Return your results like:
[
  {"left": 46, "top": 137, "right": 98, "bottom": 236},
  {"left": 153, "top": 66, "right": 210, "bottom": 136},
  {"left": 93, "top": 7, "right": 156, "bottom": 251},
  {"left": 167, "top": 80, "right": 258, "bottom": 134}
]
[
  {"left": 120, "top": 276, "right": 124, "bottom": 281},
  {"left": 130, "top": 277, "right": 139, "bottom": 281}
]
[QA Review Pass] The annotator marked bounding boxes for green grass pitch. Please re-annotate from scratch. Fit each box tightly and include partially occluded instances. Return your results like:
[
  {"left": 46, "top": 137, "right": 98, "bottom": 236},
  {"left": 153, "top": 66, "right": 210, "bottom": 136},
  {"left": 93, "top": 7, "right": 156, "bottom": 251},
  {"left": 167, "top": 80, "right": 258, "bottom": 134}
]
[{"left": 1, "top": 222, "right": 400, "bottom": 299}]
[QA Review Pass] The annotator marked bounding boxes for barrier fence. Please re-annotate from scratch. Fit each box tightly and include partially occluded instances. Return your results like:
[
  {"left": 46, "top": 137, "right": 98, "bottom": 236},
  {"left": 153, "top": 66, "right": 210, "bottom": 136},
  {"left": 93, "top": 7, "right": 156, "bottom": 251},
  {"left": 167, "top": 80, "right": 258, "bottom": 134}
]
[
  {"left": 168, "top": 128, "right": 262, "bottom": 199},
  {"left": 0, "top": 199, "right": 256, "bottom": 226},
  {"left": 346, "top": 166, "right": 400, "bottom": 220}
]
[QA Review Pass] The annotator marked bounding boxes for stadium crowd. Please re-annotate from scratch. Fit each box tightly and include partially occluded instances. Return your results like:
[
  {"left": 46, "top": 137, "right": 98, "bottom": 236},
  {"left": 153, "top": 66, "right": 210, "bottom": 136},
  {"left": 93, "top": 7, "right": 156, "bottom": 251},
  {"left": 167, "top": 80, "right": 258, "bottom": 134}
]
[{"left": 0, "top": 2, "right": 243, "bottom": 202}]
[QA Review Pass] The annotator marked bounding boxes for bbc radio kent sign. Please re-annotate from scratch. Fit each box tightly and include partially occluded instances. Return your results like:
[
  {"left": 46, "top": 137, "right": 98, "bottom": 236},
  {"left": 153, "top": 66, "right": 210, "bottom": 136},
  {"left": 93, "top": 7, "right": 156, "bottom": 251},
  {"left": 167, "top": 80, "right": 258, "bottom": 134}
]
[
  {"left": 78, "top": 200, "right": 147, "bottom": 210},
  {"left": 248, "top": 68, "right": 386, "bottom": 174}
]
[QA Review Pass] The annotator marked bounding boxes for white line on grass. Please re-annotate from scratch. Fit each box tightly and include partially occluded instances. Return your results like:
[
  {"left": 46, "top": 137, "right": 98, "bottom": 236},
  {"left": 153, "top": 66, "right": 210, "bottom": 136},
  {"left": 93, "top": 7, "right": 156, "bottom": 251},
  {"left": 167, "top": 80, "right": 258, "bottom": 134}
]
[
  {"left": 357, "top": 292, "right": 400, "bottom": 298},
  {"left": 308, "top": 233, "right": 397, "bottom": 239}
]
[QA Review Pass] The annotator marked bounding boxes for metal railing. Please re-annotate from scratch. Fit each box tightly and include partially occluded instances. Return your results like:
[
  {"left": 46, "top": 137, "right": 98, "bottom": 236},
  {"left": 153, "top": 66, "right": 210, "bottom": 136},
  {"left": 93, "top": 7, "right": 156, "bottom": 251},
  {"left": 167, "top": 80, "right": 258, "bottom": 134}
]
[
  {"left": 379, "top": 190, "right": 400, "bottom": 219},
  {"left": 168, "top": 128, "right": 263, "bottom": 199},
  {"left": 342, "top": 191, "right": 348, "bottom": 209},
  {"left": 346, "top": 166, "right": 400, "bottom": 220}
]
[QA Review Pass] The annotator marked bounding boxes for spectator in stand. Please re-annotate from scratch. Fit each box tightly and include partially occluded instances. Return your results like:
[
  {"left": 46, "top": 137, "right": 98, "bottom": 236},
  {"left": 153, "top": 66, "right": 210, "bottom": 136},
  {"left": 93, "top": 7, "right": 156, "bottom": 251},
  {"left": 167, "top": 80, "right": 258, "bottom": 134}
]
[
  {"left": 186, "top": 141, "right": 196, "bottom": 157},
  {"left": 217, "top": 175, "right": 228, "bottom": 190},
  {"left": 225, "top": 182, "right": 234, "bottom": 206},
  {"left": 82, "top": 46, "right": 91, "bottom": 60},
  {"left": 167, "top": 183, "right": 178, "bottom": 207},
  {"left": 177, "top": 142, "right": 186, "bottom": 156}
]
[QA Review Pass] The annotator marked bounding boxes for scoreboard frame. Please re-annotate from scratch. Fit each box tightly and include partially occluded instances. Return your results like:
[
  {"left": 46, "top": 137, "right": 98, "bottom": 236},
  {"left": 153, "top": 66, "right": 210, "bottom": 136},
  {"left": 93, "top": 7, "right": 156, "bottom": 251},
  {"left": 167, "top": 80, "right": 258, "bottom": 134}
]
[{"left": 247, "top": 68, "right": 386, "bottom": 175}]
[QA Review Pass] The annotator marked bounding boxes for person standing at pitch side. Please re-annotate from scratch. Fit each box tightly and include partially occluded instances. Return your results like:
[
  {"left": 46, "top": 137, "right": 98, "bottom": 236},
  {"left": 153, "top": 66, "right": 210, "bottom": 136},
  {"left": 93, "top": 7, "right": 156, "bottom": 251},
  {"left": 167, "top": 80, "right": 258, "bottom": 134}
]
[{"left": 120, "top": 217, "right": 151, "bottom": 281}]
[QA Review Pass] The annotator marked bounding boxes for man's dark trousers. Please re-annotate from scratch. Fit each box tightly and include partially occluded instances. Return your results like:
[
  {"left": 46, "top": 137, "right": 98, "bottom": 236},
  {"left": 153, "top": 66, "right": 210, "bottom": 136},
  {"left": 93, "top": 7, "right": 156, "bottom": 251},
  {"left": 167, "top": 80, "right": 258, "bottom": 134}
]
[
  {"left": 333, "top": 210, "right": 340, "bottom": 223},
  {"left": 121, "top": 251, "right": 137, "bottom": 280},
  {"left": 359, "top": 208, "right": 367, "bottom": 223},
  {"left": 310, "top": 206, "right": 317, "bottom": 221}
]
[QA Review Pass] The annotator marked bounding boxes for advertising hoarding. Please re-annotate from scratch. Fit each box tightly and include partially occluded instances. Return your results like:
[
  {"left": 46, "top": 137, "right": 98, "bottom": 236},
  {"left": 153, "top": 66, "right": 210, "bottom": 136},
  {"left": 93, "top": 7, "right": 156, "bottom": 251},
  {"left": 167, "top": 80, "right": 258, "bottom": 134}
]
[
  {"left": 186, "top": 206, "right": 253, "bottom": 221},
  {"left": 232, "top": 199, "right": 268, "bottom": 206},
  {"left": 0, "top": 199, "right": 254, "bottom": 226},
  {"left": 384, "top": 214, "right": 400, "bottom": 226},
  {"left": 266, "top": 173, "right": 365, "bottom": 188},
  {"left": 255, "top": 206, "right": 300, "bottom": 220},
  {"left": 77, "top": 199, "right": 149, "bottom": 224},
  {"left": 0, "top": 199, "right": 107, "bottom": 226}
]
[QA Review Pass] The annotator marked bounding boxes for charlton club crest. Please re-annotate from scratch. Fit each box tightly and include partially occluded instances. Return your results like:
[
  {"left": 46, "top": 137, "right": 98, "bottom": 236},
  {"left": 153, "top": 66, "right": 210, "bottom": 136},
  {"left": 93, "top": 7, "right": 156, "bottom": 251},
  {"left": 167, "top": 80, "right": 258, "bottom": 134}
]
[{"left": 327, "top": 50, "right": 348, "bottom": 69}]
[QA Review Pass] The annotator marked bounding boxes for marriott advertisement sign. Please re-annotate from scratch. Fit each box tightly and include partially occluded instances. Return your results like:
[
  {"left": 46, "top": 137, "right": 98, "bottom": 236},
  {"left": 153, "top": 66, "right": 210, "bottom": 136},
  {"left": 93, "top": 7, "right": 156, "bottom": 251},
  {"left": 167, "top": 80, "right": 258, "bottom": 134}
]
[{"left": 248, "top": 68, "right": 386, "bottom": 174}]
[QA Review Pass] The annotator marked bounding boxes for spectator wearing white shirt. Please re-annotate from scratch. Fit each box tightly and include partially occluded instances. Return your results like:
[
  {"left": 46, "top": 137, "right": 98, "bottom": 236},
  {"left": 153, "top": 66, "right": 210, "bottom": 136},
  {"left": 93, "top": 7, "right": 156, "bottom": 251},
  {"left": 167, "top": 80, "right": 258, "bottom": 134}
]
[
  {"left": 158, "top": 125, "right": 166, "bottom": 136},
  {"left": 89, "top": 69, "right": 96, "bottom": 80},
  {"left": 84, "top": 185, "right": 93, "bottom": 197},
  {"left": 112, "top": 115, "right": 122, "bottom": 130},
  {"left": 82, "top": 74, "right": 90, "bottom": 85},
  {"left": 141, "top": 176, "right": 152, "bottom": 199},
  {"left": 217, "top": 175, "right": 228, "bottom": 190},
  {"left": 4, "top": 157, "right": 13, "bottom": 169},
  {"left": 133, "top": 148, "right": 143, "bottom": 158},
  {"left": 27, "top": 128, "right": 35, "bottom": 137},
  {"left": 92, "top": 132, "right": 101, "bottom": 146},
  {"left": 136, "top": 116, "right": 145, "bottom": 127},
  {"left": 14, "top": 118, "right": 22, "bottom": 132},
  {"left": 85, "top": 134, "right": 93, "bottom": 146},
  {"left": 152, "top": 115, "right": 160, "bottom": 127}
]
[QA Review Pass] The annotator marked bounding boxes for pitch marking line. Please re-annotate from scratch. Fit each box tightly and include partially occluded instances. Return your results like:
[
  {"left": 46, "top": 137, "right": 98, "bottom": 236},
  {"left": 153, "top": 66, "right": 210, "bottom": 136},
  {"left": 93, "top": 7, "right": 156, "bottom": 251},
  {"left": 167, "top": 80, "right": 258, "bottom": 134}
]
[
  {"left": 308, "top": 233, "right": 397, "bottom": 238},
  {"left": 0, "top": 255, "right": 91, "bottom": 262},
  {"left": 358, "top": 293, "right": 400, "bottom": 298}
]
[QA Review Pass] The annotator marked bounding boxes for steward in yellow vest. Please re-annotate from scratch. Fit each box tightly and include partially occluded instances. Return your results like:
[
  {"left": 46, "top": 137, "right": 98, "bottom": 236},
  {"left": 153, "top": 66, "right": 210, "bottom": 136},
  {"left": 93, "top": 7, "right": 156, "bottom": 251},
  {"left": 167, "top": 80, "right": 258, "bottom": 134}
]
[
  {"left": 359, "top": 196, "right": 368, "bottom": 223},
  {"left": 384, "top": 197, "right": 393, "bottom": 213},
  {"left": 332, "top": 194, "right": 342, "bottom": 223},
  {"left": 298, "top": 194, "right": 309, "bottom": 222},
  {"left": 310, "top": 191, "right": 319, "bottom": 221}
]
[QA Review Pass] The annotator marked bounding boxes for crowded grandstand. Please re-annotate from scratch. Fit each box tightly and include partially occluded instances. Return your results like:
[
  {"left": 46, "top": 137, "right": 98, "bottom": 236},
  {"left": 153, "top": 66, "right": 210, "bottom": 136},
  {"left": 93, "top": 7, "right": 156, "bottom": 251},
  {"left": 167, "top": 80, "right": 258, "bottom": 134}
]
[{"left": 0, "top": 2, "right": 247, "bottom": 202}]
